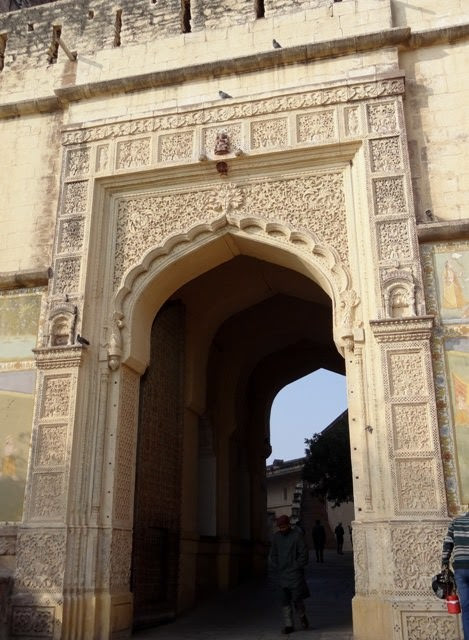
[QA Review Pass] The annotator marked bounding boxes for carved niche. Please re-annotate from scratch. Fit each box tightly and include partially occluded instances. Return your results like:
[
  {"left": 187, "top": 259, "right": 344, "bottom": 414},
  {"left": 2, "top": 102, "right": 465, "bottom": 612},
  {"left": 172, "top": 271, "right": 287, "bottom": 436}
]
[
  {"left": 382, "top": 269, "right": 416, "bottom": 319},
  {"left": 48, "top": 304, "right": 77, "bottom": 347}
]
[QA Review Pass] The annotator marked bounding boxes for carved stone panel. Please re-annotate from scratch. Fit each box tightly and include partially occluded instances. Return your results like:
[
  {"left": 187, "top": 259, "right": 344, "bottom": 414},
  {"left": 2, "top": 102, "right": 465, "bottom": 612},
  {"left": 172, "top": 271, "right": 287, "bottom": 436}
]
[
  {"left": 344, "top": 106, "right": 361, "bottom": 137},
  {"left": 377, "top": 221, "right": 411, "bottom": 262},
  {"left": 29, "top": 472, "right": 65, "bottom": 520},
  {"left": 373, "top": 177, "right": 407, "bottom": 216},
  {"left": 57, "top": 217, "right": 85, "bottom": 255},
  {"left": 116, "top": 138, "right": 151, "bottom": 170},
  {"left": 66, "top": 148, "right": 90, "bottom": 178},
  {"left": 110, "top": 529, "right": 132, "bottom": 590},
  {"left": 296, "top": 110, "right": 336, "bottom": 143},
  {"left": 62, "top": 181, "right": 88, "bottom": 216},
  {"left": 52, "top": 257, "right": 81, "bottom": 296},
  {"left": 391, "top": 403, "right": 432, "bottom": 451},
  {"left": 114, "top": 367, "right": 139, "bottom": 523},
  {"left": 40, "top": 376, "right": 71, "bottom": 419},
  {"left": 388, "top": 351, "right": 425, "bottom": 398},
  {"left": 11, "top": 605, "right": 55, "bottom": 637},
  {"left": 35, "top": 424, "right": 67, "bottom": 467},
  {"left": 96, "top": 144, "right": 110, "bottom": 172},
  {"left": 15, "top": 531, "right": 66, "bottom": 591},
  {"left": 370, "top": 137, "right": 402, "bottom": 173},
  {"left": 250, "top": 118, "right": 288, "bottom": 149},
  {"left": 403, "top": 613, "right": 460, "bottom": 640},
  {"left": 391, "top": 524, "right": 447, "bottom": 594},
  {"left": 158, "top": 131, "right": 194, "bottom": 162},
  {"left": 395, "top": 458, "right": 438, "bottom": 512},
  {"left": 366, "top": 101, "right": 397, "bottom": 135}
]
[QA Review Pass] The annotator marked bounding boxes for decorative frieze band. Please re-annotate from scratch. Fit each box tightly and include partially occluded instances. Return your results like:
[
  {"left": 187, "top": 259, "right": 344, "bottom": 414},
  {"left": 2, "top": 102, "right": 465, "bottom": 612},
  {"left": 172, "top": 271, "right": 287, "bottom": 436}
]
[{"left": 61, "top": 77, "right": 405, "bottom": 146}]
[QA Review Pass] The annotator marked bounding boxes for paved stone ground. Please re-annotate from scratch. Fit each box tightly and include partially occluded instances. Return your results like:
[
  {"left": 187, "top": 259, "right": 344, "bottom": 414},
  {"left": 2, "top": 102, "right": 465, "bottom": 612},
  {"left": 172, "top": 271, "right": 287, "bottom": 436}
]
[{"left": 133, "top": 549, "right": 354, "bottom": 639}]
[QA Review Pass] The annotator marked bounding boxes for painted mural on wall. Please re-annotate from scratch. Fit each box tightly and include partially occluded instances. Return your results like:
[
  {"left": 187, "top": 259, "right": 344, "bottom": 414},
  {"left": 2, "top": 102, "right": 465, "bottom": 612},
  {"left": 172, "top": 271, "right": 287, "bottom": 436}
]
[
  {"left": 0, "top": 290, "right": 41, "bottom": 521},
  {"left": 423, "top": 244, "right": 469, "bottom": 511}
]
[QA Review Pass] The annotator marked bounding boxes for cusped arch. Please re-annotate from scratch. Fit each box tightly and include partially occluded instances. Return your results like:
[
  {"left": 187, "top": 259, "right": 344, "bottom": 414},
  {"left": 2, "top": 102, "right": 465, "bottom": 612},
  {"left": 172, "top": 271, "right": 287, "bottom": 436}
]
[{"left": 109, "top": 215, "right": 359, "bottom": 373}]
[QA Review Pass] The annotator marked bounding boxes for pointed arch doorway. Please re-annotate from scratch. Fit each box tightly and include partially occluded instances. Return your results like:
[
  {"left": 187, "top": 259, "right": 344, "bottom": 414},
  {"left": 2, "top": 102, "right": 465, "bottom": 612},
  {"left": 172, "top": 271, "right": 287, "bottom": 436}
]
[{"left": 129, "top": 251, "right": 348, "bottom": 629}]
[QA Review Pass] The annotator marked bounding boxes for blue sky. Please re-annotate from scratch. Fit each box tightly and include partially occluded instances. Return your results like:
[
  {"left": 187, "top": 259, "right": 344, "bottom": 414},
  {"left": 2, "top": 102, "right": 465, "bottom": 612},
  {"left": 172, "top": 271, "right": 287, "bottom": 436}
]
[{"left": 267, "top": 369, "right": 348, "bottom": 464}]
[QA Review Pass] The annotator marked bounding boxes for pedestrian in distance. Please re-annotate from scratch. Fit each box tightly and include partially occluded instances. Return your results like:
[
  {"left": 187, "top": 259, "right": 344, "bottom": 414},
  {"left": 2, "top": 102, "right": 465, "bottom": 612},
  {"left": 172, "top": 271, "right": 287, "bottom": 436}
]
[
  {"left": 335, "top": 522, "right": 345, "bottom": 554},
  {"left": 269, "top": 514, "right": 310, "bottom": 635},
  {"left": 312, "top": 519, "right": 326, "bottom": 563},
  {"left": 442, "top": 511, "right": 469, "bottom": 639}
]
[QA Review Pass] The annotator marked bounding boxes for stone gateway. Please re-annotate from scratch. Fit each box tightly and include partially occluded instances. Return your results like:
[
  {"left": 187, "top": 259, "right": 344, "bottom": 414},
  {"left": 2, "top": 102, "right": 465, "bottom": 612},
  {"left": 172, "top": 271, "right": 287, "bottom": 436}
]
[{"left": 0, "top": 1, "right": 468, "bottom": 638}]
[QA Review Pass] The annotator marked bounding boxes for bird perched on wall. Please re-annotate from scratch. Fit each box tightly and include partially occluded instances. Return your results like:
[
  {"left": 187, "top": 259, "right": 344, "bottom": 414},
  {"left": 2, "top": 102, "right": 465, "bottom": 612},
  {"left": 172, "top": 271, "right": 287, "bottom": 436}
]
[
  {"left": 76, "top": 334, "right": 90, "bottom": 346},
  {"left": 272, "top": 39, "right": 282, "bottom": 49},
  {"left": 218, "top": 90, "right": 232, "bottom": 99}
]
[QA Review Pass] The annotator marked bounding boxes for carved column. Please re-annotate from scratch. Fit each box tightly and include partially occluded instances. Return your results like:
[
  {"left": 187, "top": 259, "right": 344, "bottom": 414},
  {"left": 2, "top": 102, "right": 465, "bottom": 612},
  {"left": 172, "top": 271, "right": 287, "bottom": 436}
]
[
  {"left": 11, "top": 346, "right": 84, "bottom": 640},
  {"left": 351, "top": 317, "right": 459, "bottom": 640}
]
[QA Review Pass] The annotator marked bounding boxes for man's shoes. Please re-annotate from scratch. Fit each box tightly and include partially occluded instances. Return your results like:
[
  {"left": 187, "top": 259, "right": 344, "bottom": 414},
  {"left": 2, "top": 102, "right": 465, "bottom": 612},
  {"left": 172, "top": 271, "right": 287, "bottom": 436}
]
[
  {"left": 300, "top": 615, "right": 309, "bottom": 629},
  {"left": 281, "top": 626, "right": 294, "bottom": 634}
]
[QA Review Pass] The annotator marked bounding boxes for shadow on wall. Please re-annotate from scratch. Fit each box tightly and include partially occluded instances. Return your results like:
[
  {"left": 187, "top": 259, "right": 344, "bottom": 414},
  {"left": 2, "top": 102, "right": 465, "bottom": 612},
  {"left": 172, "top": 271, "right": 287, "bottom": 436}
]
[{"left": 0, "top": 0, "right": 58, "bottom": 12}]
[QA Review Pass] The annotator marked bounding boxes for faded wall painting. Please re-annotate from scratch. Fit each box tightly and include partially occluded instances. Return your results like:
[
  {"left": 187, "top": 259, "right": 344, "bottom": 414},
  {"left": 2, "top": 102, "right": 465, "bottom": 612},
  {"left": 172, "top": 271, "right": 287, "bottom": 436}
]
[
  {"left": 433, "top": 250, "right": 469, "bottom": 323},
  {"left": 0, "top": 290, "right": 42, "bottom": 521},
  {"left": 446, "top": 338, "right": 469, "bottom": 503}
]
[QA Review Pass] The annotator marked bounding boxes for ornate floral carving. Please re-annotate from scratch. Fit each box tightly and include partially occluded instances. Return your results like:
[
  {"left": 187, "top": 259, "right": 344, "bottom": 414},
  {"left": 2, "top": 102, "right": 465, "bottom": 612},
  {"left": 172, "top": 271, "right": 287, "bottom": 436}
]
[
  {"left": 57, "top": 217, "right": 85, "bottom": 254},
  {"left": 396, "top": 459, "right": 437, "bottom": 511},
  {"left": 114, "top": 368, "right": 139, "bottom": 523},
  {"left": 11, "top": 606, "right": 55, "bottom": 636},
  {"left": 62, "top": 78, "right": 404, "bottom": 145},
  {"left": 296, "top": 110, "right": 335, "bottom": 143},
  {"left": 404, "top": 614, "right": 460, "bottom": 640},
  {"left": 30, "top": 472, "right": 64, "bottom": 519},
  {"left": 52, "top": 257, "right": 81, "bottom": 295},
  {"left": 40, "top": 376, "right": 71, "bottom": 419},
  {"left": 391, "top": 404, "right": 431, "bottom": 451},
  {"left": 373, "top": 177, "right": 407, "bottom": 216},
  {"left": 62, "top": 181, "right": 88, "bottom": 216},
  {"left": 96, "top": 144, "right": 109, "bottom": 172},
  {"left": 110, "top": 529, "right": 132, "bottom": 589},
  {"left": 116, "top": 138, "right": 151, "bottom": 170},
  {"left": 66, "top": 148, "right": 90, "bottom": 178},
  {"left": 378, "top": 221, "right": 411, "bottom": 262},
  {"left": 113, "top": 172, "right": 347, "bottom": 288},
  {"left": 108, "top": 312, "right": 124, "bottom": 370},
  {"left": 367, "top": 101, "right": 397, "bottom": 134},
  {"left": 158, "top": 131, "right": 194, "bottom": 162},
  {"left": 203, "top": 124, "right": 241, "bottom": 157},
  {"left": 344, "top": 106, "right": 360, "bottom": 136},
  {"left": 250, "top": 118, "right": 288, "bottom": 149},
  {"left": 36, "top": 425, "right": 67, "bottom": 467},
  {"left": 391, "top": 524, "right": 447, "bottom": 592},
  {"left": 15, "top": 531, "right": 66, "bottom": 591},
  {"left": 388, "top": 352, "right": 425, "bottom": 398},
  {"left": 370, "top": 137, "right": 402, "bottom": 173}
]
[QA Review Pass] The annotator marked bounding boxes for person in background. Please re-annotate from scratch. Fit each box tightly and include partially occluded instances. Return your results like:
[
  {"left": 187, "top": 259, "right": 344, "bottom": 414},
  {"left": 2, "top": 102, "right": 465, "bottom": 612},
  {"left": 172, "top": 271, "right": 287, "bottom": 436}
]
[
  {"left": 269, "top": 514, "right": 310, "bottom": 635},
  {"left": 442, "top": 512, "right": 469, "bottom": 639},
  {"left": 335, "top": 522, "right": 345, "bottom": 555},
  {"left": 312, "top": 519, "right": 326, "bottom": 563}
]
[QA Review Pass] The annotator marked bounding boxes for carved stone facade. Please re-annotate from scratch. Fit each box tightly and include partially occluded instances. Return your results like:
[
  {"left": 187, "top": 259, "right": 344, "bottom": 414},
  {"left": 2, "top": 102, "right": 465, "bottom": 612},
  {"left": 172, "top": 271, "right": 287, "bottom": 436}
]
[{"left": 1, "top": 2, "right": 468, "bottom": 639}]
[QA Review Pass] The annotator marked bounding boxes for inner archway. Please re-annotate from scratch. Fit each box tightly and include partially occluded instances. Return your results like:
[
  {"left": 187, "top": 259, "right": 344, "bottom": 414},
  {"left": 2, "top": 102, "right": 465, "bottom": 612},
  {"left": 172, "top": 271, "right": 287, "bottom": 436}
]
[{"left": 130, "top": 253, "right": 353, "bottom": 630}]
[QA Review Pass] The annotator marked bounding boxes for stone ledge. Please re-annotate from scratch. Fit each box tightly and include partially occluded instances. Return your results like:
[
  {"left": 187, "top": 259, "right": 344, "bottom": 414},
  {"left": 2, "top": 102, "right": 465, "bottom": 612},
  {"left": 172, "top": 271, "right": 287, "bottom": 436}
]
[
  {"left": 0, "top": 269, "right": 49, "bottom": 291},
  {"left": 417, "top": 218, "right": 469, "bottom": 243}
]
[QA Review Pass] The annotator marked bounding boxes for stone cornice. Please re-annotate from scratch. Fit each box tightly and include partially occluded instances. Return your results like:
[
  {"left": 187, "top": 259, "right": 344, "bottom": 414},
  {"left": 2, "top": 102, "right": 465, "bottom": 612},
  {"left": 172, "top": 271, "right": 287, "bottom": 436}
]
[
  {"left": 0, "top": 269, "right": 49, "bottom": 291},
  {"left": 33, "top": 345, "right": 85, "bottom": 369},
  {"left": 417, "top": 219, "right": 469, "bottom": 243},
  {"left": 2, "top": 21, "right": 469, "bottom": 121},
  {"left": 370, "top": 316, "right": 434, "bottom": 343}
]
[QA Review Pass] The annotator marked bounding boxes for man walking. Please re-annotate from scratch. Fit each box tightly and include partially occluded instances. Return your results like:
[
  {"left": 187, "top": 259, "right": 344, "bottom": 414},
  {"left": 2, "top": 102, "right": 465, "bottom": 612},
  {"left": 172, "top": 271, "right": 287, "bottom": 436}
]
[
  {"left": 442, "top": 512, "right": 469, "bottom": 639},
  {"left": 335, "top": 522, "right": 345, "bottom": 554},
  {"left": 312, "top": 519, "right": 326, "bottom": 563},
  {"left": 269, "top": 514, "right": 310, "bottom": 634}
]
